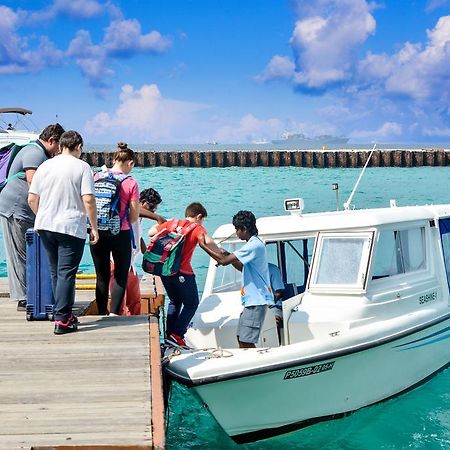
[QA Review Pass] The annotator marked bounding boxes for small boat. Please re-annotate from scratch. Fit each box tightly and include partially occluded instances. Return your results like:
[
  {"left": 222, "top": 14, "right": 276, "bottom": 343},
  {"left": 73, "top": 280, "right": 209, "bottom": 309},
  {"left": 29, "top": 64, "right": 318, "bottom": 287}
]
[
  {"left": 251, "top": 138, "right": 270, "bottom": 145},
  {"left": 0, "top": 108, "right": 39, "bottom": 147},
  {"left": 164, "top": 198, "right": 450, "bottom": 443},
  {"left": 206, "top": 140, "right": 219, "bottom": 145}
]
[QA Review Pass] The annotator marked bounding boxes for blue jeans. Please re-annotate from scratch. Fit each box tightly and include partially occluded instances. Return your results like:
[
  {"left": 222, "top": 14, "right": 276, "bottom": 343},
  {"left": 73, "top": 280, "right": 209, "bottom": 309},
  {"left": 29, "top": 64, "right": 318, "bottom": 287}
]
[
  {"left": 39, "top": 231, "right": 85, "bottom": 322},
  {"left": 162, "top": 273, "right": 199, "bottom": 338}
]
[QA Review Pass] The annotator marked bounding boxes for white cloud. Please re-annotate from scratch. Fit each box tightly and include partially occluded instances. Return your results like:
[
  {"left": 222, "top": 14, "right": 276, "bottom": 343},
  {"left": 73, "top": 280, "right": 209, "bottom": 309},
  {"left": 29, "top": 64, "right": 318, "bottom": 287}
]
[
  {"left": 214, "top": 114, "right": 284, "bottom": 143},
  {"left": 67, "top": 30, "right": 112, "bottom": 91},
  {"left": 103, "top": 19, "right": 171, "bottom": 55},
  {"left": 0, "top": 6, "right": 63, "bottom": 74},
  {"left": 289, "top": 0, "right": 376, "bottom": 89},
  {"left": 255, "top": 55, "right": 295, "bottom": 82},
  {"left": 426, "top": 0, "right": 450, "bottom": 12},
  {"left": 66, "top": 18, "right": 171, "bottom": 92},
  {"left": 351, "top": 122, "right": 402, "bottom": 141},
  {"left": 359, "top": 15, "right": 450, "bottom": 100},
  {"left": 25, "top": 0, "right": 106, "bottom": 22},
  {"left": 85, "top": 84, "right": 209, "bottom": 142},
  {"left": 423, "top": 126, "right": 450, "bottom": 137}
]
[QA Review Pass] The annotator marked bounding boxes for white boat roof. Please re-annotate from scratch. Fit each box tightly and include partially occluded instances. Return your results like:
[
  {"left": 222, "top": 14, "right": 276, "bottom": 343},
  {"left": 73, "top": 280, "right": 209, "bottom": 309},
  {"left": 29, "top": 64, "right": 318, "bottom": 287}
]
[{"left": 212, "top": 204, "right": 450, "bottom": 240}]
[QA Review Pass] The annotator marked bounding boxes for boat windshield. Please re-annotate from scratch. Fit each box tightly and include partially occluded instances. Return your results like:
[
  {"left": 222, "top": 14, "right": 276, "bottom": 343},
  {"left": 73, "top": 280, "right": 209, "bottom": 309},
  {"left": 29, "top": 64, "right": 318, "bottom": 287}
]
[
  {"left": 309, "top": 232, "right": 373, "bottom": 292},
  {"left": 212, "top": 242, "right": 242, "bottom": 293}
]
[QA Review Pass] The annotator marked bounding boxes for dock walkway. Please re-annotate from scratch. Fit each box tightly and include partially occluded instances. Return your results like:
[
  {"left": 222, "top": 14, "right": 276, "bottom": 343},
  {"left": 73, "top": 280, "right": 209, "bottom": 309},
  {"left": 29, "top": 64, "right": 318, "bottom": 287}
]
[{"left": 0, "top": 278, "right": 165, "bottom": 450}]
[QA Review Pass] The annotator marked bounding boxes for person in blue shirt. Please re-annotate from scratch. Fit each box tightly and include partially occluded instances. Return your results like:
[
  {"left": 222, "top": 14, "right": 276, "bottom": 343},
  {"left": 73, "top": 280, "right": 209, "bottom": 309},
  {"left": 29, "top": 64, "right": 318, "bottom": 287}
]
[{"left": 200, "top": 210, "right": 274, "bottom": 348}]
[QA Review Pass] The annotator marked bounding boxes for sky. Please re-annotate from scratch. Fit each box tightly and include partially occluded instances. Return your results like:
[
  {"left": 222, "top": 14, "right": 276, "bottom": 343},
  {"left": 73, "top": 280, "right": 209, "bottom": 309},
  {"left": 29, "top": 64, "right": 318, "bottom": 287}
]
[{"left": 1, "top": 0, "right": 450, "bottom": 145}]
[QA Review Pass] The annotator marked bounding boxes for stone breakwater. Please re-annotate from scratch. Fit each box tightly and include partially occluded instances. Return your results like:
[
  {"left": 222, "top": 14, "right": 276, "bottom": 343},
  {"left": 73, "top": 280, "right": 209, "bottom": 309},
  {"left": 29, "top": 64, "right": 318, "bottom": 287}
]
[{"left": 81, "top": 149, "right": 450, "bottom": 168}]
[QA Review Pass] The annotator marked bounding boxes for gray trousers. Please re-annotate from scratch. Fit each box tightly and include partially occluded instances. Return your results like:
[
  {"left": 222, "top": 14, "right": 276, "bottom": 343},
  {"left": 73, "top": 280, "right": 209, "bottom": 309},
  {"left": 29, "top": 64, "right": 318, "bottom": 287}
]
[{"left": 0, "top": 216, "right": 33, "bottom": 301}]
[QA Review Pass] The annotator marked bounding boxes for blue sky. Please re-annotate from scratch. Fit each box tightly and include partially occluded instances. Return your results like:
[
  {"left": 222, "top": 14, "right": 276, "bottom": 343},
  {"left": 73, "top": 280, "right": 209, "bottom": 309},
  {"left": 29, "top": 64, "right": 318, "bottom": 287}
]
[{"left": 1, "top": 0, "right": 450, "bottom": 145}]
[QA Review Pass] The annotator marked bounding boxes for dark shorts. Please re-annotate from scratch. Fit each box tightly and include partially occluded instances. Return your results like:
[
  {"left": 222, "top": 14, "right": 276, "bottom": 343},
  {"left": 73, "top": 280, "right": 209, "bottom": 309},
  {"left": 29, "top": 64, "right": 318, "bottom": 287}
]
[{"left": 237, "top": 305, "right": 267, "bottom": 344}]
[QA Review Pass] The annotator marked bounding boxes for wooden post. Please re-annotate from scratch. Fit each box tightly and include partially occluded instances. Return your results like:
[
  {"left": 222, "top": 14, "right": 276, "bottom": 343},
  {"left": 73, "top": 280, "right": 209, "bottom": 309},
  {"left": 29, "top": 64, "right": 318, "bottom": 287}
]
[
  {"left": 258, "top": 151, "right": 269, "bottom": 166},
  {"left": 146, "top": 152, "right": 156, "bottom": 167},
  {"left": 204, "top": 151, "right": 213, "bottom": 167},
  {"left": 292, "top": 151, "right": 303, "bottom": 167},
  {"left": 436, "top": 149, "right": 446, "bottom": 166},
  {"left": 214, "top": 151, "right": 225, "bottom": 167},
  {"left": 225, "top": 151, "right": 236, "bottom": 167},
  {"left": 371, "top": 150, "right": 381, "bottom": 167},
  {"left": 425, "top": 150, "right": 435, "bottom": 166},
  {"left": 156, "top": 152, "right": 167, "bottom": 167},
  {"left": 403, "top": 150, "right": 412, "bottom": 167},
  {"left": 381, "top": 151, "right": 392, "bottom": 167},
  {"left": 392, "top": 150, "right": 402, "bottom": 167},
  {"left": 314, "top": 151, "right": 324, "bottom": 168},
  {"left": 302, "top": 151, "right": 312, "bottom": 168},
  {"left": 270, "top": 151, "right": 281, "bottom": 167},
  {"left": 181, "top": 151, "right": 191, "bottom": 167},
  {"left": 238, "top": 151, "right": 248, "bottom": 167},
  {"left": 348, "top": 151, "right": 358, "bottom": 168},
  {"left": 192, "top": 151, "right": 202, "bottom": 168},
  {"left": 249, "top": 151, "right": 258, "bottom": 167},
  {"left": 135, "top": 152, "right": 145, "bottom": 167},
  {"left": 279, "top": 151, "right": 290, "bottom": 166},
  {"left": 337, "top": 151, "right": 347, "bottom": 167},
  {"left": 172, "top": 152, "right": 182, "bottom": 167}
]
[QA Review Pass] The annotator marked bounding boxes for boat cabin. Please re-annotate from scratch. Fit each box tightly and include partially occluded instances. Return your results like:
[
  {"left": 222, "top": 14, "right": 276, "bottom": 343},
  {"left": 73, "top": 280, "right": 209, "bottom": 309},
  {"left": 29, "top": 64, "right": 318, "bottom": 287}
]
[{"left": 187, "top": 202, "right": 450, "bottom": 350}]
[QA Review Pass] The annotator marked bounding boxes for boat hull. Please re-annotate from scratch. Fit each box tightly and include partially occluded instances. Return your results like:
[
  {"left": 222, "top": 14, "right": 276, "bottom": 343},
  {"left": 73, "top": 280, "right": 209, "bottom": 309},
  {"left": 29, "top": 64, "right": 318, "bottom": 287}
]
[{"left": 169, "top": 316, "right": 450, "bottom": 442}]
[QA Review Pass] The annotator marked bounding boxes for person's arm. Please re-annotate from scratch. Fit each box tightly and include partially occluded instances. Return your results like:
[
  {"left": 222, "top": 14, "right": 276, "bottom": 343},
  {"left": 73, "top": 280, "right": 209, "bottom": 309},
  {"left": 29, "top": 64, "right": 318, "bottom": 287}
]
[
  {"left": 82, "top": 193, "right": 99, "bottom": 245},
  {"left": 27, "top": 192, "right": 39, "bottom": 214},
  {"left": 148, "top": 223, "right": 160, "bottom": 237},
  {"left": 128, "top": 199, "right": 140, "bottom": 224},
  {"left": 140, "top": 237, "right": 147, "bottom": 254},
  {"left": 25, "top": 169, "right": 37, "bottom": 186},
  {"left": 199, "top": 235, "right": 243, "bottom": 271},
  {"left": 140, "top": 208, "right": 166, "bottom": 224}
]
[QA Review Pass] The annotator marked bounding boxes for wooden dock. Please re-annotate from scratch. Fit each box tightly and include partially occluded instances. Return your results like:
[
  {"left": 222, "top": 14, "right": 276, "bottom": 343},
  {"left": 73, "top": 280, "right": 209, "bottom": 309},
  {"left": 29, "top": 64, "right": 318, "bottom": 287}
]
[
  {"left": 0, "top": 277, "right": 165, "bottom": 450},
  {"left": 81, "top": 148, "right": 450, "bottom": 168}
]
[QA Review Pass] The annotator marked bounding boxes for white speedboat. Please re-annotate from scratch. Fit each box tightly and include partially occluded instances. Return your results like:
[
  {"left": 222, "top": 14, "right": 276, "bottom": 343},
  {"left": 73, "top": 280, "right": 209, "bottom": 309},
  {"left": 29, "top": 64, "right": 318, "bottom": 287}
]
[
  {"left": 0, "top": 108, "right": 39, "bottom": 147},
  {"left": 164, "top": 199, "right": 450, "bottom": 443}
]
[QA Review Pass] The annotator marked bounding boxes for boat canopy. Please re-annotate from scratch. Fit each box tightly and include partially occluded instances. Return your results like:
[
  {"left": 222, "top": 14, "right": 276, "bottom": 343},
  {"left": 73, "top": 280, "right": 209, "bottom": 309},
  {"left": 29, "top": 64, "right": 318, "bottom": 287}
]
[
  {"left": 212, "top": 205, "right": 450, "bottom": 241},
  {"left": 0, "top": 108, "right": 32, "bottom": 115}
]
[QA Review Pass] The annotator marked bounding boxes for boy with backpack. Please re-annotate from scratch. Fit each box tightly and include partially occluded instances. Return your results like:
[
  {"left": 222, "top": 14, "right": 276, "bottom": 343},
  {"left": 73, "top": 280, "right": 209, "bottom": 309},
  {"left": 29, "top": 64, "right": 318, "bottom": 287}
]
[{"left": 147, "top": 202, "right": 219, "bottom": 347}]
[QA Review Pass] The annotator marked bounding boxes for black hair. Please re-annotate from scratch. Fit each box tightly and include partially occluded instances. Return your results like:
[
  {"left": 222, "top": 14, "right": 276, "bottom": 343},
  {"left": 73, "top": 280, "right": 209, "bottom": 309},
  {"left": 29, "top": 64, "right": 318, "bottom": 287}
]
[
  {"left": 140, "top": 188, "right": 162, "bottom": 210},
  {"left": 39, "top": 123, "right": 65, "bottom": 142},
  {"left": 232, "top": 210, "right": 258, "bottom": 236},
  {"left": 185, "top": 202, "right": 207, "bottom": 218},
  {"left": 114, "top": 142, "right": 136, "bottom": 162},
  {"left": 59, "top": 130, "right": 83, "bottom": 151}
]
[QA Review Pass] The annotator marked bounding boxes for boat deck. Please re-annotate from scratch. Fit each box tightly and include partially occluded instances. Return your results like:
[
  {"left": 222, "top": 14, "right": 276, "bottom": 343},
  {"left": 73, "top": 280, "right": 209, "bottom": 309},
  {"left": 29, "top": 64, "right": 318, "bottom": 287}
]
[{"left": 0, "top": 277, "right": 165, "bottom": 450}]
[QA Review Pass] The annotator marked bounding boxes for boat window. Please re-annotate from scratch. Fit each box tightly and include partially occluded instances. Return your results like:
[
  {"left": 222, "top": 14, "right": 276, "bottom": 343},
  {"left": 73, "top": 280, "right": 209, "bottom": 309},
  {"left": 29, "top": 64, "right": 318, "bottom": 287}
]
[
  {"left": 212, "top": 242, "right": 242, "bottom": 293},
  {"left": 372, "top": 227, "right": 426, "bottom": 279},
  {"left": 310, "top": 232, "right": 373, "bottom": 291},
  {"left": 265, "top": 238, "right": 314, "bottom": 296},
  {"left": 439, "top": 218, "right": 450, "bottom": 294},
  {"left": 284, "top": 239, "right": 314, "bottom": 292}
]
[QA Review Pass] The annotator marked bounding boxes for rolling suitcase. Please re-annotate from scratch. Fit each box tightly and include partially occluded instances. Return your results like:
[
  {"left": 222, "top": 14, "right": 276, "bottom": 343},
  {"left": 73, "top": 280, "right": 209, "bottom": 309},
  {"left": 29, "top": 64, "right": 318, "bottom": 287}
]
[{"left": 25, "top": 229, "right": 54, "bottom": 320}]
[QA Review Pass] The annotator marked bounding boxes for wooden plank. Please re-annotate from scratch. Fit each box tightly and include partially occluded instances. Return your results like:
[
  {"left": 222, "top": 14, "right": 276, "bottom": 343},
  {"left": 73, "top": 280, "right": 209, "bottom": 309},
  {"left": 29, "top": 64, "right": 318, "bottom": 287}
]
[
  {"left": 0, "top": 293, "right": 163, "bottom": 449},
  {"left": 149, "top": 316, "right": 165, "bottom": 450}
]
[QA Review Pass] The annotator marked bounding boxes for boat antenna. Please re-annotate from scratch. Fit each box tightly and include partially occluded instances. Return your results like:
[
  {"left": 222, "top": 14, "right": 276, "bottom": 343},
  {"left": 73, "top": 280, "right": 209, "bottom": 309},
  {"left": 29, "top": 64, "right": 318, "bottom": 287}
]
[{"left": 343, "top": 143, "right": 376, "bottom": 210}]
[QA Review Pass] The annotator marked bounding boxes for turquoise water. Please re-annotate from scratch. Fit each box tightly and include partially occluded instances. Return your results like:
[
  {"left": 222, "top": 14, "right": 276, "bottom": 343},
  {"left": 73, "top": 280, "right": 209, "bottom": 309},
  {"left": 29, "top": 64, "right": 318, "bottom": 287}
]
[{"left": 1, "top": 166, "right": 449, "bottom": 448}]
